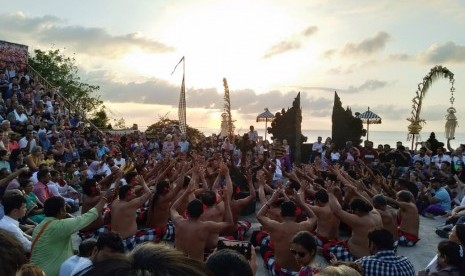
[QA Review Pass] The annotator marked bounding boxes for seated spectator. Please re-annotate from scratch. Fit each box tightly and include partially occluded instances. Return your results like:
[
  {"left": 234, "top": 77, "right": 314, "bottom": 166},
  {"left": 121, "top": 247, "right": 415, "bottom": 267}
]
[
  {"left": 0, "top": 228, "right": 28, "bottom": 276},
  {"left": 19, "top": 125, "right": 37, "bottom": 153},
  {"left": 21, "top": 179, "right": 45, "bottom": 224},
  {"left": 70, "top": 232, "right": 125, "bottom": 276},
  {"left": 316, "top": 263, "right": 362, "bottom": 276},
  {"left": 16, "top": 264, "right": 46, "bottom": 276},
  {"left": 206, "top": 248, "right": 254, "bottom": 276},
  {"left": 418, "top": 177, "right": 452, "bottom": 218},
  {"left": 74, "top": 255, "right": 133, "bottom": 276},
  {"left": 355, "top": 229, "right": 415, "bottom": 276},
  {"left": 422, "top": 224, "right": 465, "bottom": 275},
  {"left": 0, "top": 149, "right": 11, "bottom": 172},
  {"left": 131, "top": 243, "right": 212, "bottom": 276},
  {"left": 290, "top": 231, "right": 319, "bottom": 275},
  {"left": 24, "top": 146, "right": 43, "bottom": 171},
  {"left": 0, "top": 193, "right": 31, "bottom": 252},
  {"left": 427, "top": 240, "right": 465, "bottom": 276}
]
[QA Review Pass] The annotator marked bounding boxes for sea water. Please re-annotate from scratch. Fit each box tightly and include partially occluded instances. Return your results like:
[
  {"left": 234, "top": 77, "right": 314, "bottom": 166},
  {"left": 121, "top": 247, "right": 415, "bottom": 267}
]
[{"left": 198, "top": 128, "right": 465, "bottom": 149}]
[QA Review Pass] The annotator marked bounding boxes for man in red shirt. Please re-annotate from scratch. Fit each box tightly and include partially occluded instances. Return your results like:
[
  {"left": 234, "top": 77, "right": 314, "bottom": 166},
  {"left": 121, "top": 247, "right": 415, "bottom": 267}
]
[{"left": 33, "top": 169, "right": 52, "bottom": 203}]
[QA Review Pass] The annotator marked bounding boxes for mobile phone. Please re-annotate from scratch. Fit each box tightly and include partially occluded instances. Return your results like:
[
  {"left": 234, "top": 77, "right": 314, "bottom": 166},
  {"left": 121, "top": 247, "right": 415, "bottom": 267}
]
[{"left": 217, "top": 240, "right": 252, "bottom": 260}]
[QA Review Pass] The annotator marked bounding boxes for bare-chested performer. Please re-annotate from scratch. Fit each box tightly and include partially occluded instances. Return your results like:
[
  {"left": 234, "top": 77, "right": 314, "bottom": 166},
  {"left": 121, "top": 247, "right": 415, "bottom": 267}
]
[
  {"left": 385, "top": 190, "right": 420, "bottom": 246},
  {"left": 110, "top": 175, "right": 154, "bottom": 251},
  {"left": 326, "top": 187, "right": 383, "bottom": 261},
  {"left": 170, "top": 169, "right": 233, "bottom": 261},
  {"left": 78, "top": 171, "right": 124, "bottom": 239},
  {"left": 257, "top": 169, "right": 282, "bottom": 223},
  {"left": 372, "top": 194, "right": 399, "bottom": 243},
  {"left": 145, "top": 163, "right": 191, "bottom": 241},
  {"left": 308, "top": 189, "right": 340, "bottom": 247},
  {"left": 255, "top": 188, "right": 317, "bottom": 275}
]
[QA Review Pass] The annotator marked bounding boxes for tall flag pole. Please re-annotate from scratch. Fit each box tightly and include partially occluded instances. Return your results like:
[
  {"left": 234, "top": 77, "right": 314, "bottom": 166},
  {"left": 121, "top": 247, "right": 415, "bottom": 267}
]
[{"left": 172, "top": 56, "right": 187, "bottom": 135}]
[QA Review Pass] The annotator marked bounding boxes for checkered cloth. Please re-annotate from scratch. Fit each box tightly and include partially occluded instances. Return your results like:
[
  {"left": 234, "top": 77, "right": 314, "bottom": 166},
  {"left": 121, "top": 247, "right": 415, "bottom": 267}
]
[
  {"left": 261, "top": 245, "right": 299, "bottom": 276},
  {"left": 122, "top": 228, "right": 158, "bottom": 251},
  {"left": 253, "top": 231, "right": 299, "bottom": 276},
  {"left": 78, "top": 225, "right": 110, "bottom": 240},
  {"left": 312, "top": 231, "right": 337, "bottom": 247},
  {"left": 235, "top": 220, "right": 251, "bottom": 241},
  {"left": 398, "top": 229, "right": 419, "bottom": 247},
  {"left": 251, "top": 230, "right": 272, "bottom": 248},
  {"left": 322, "top": 240, "right": 354, "bottom": 262},
  {"left": 159, "top": 221, "right": 175, "bottom": 241},
  {"left": 355, "top": 250, "right": 415, "bottom": 276}
]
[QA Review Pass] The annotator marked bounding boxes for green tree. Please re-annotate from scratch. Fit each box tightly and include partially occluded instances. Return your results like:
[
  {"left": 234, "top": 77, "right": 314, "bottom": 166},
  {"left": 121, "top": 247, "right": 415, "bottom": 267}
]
[
  {"left": 89, "top": 108, "right": 111, "bottom": 129},
  {"left": 113, "top": 117, "right": 127, "bottom": 130},
  {"left": 28, "top": 49, "right": 103, "bottom": 117},
  {"left": 146, "top": 117, "right": 205, "bottom": 143}
]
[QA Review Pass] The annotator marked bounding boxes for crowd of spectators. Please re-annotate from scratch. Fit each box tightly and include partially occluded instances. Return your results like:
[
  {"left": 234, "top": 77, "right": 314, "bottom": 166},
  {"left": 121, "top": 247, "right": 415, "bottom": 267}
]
[{"left": 1, "top": 61, "right": 465, "bottom": 276}]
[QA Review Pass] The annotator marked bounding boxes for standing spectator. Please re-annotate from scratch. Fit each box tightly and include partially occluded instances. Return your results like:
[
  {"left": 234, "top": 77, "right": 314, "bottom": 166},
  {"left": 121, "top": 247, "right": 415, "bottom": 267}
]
[
  {"left": 179, "top": 134, "right": 190, "bottom": 153},
  {"left": 247, "top": 125, "right": 258, "bottom": 144},
  {"left": 413, "top": 147, "right": 432, "bottom": 167},
  {"left": 432, "top": 147, "right": 452, "bottom": 169},
  {"left": 355, "top": 229, "right": 415, "bottom": 276},
  {"left": 311, "top": 136, "right": 323, "bottom": 162}
]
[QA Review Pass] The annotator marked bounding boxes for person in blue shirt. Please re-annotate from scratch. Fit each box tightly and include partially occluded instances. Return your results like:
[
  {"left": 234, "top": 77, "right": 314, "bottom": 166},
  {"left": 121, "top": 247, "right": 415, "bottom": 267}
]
[{"left": 420, "top": 177, "right": 452, "bottom": 217}]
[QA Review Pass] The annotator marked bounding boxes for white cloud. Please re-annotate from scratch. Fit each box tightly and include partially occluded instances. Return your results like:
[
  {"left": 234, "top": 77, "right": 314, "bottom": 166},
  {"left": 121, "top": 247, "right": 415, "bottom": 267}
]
[{"left": 0, "top": 12, "right": 174, "bottom": 57}]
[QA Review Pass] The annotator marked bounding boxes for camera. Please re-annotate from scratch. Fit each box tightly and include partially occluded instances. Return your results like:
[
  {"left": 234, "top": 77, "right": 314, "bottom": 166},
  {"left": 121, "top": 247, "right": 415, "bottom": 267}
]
[{"left": 217, "top": 240, "right": 252, "bottom": 260}]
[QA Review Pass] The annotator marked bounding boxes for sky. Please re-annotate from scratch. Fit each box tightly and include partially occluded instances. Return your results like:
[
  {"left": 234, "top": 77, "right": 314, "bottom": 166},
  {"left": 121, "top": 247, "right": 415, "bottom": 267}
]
[{"left": 2, "top": 0, "right": 465, "bottom": 138}]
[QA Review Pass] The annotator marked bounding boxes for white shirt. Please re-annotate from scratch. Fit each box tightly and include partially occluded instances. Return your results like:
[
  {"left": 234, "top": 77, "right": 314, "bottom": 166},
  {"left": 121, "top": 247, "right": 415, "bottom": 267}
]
[
  {"left": 0, "top": 215, "right": 31, "bottom": 251},
  {"left": 312, "top": 142, "right": 323, "bottom": 153},
  {"left": 248, "top": 130, "right": 258, "bottom": 142},
  {"left": 59, "top": 255, "right": 81, "bottom": 276},
  {"left": 114, "top": 157, "right": 126, "bottom": 167},
  {"left": 19, "top": 137, "right": 37, "bottom": 152},
  {"left": 273, "top": 159, "right": 282, "bottom": 181},
  {"left": 69, "top": 257, "right": 92, "bottom": 276},
  {"left": 47, "top": 182, "right": 61, "bottom": 197},
  {"left": 431, "top": 154, "right": 452, "bottom": 169},
  {"left": 412, "top": 154, "right": 431, "bottom": 165}
]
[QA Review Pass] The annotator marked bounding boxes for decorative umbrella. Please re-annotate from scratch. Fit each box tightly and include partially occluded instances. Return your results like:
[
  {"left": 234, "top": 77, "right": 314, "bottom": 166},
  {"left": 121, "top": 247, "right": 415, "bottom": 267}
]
[
  {"left": 256, "top": 108, "right": 275, "bottom": 141},
  {"left": 356, "top": 107, "right": 382, "bottom": 141}
]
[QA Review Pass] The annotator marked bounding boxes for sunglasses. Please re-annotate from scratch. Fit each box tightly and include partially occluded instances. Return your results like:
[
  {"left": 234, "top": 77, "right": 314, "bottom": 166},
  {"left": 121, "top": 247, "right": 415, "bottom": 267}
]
[{"left": 290, "top": 249, "right": 307, "bottom": 258}]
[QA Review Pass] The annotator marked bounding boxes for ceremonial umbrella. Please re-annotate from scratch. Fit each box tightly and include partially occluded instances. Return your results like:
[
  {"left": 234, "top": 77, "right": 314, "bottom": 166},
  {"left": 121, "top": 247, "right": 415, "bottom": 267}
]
[
  {"left": 256, "top": 108, "right": 275, "bottom": 141},
  {"left": 356, "top": 107, "right": 382, "bottom": 141}
]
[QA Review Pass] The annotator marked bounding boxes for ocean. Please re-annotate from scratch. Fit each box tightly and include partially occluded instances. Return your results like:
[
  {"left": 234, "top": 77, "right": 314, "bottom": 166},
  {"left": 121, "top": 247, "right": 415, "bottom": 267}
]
[{"left": 196, "top": 128, "right": 465, "bottom": 149}]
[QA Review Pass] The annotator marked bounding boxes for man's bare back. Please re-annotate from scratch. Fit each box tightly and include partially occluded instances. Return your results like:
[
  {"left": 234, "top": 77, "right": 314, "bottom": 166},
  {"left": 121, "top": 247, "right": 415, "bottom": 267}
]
[
  {"left": 348, "top": 211, "right": 382, "bottom": 258},
  {"left": 200, "top": 201, "right": 225, "bottom": 249},
  {"left": 146, "top": 200, "right": 170, "bottom": 228},
  {"left": 174, "top": 219, "right": 214, "bottom": 261},
  {"left": 269, "top": 220, "right": 314, "bottom": 271},
  {"left": 311, "top": 204, "right": 339, "bottom": 240},
  {"left": 376, "top": 207, "right": 399, "bottom": 240},
  {"left": 111, "top": 199, "right": 138, "bottom": 239},
  {"left": 398, "top": 201, "right": 420, "bottom": 237}
]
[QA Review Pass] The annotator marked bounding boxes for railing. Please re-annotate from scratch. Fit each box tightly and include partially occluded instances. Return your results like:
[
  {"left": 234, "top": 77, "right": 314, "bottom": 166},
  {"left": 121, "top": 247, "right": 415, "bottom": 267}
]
[{"left": 27, "top": 64, "right": 104, "bottom": 135}]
